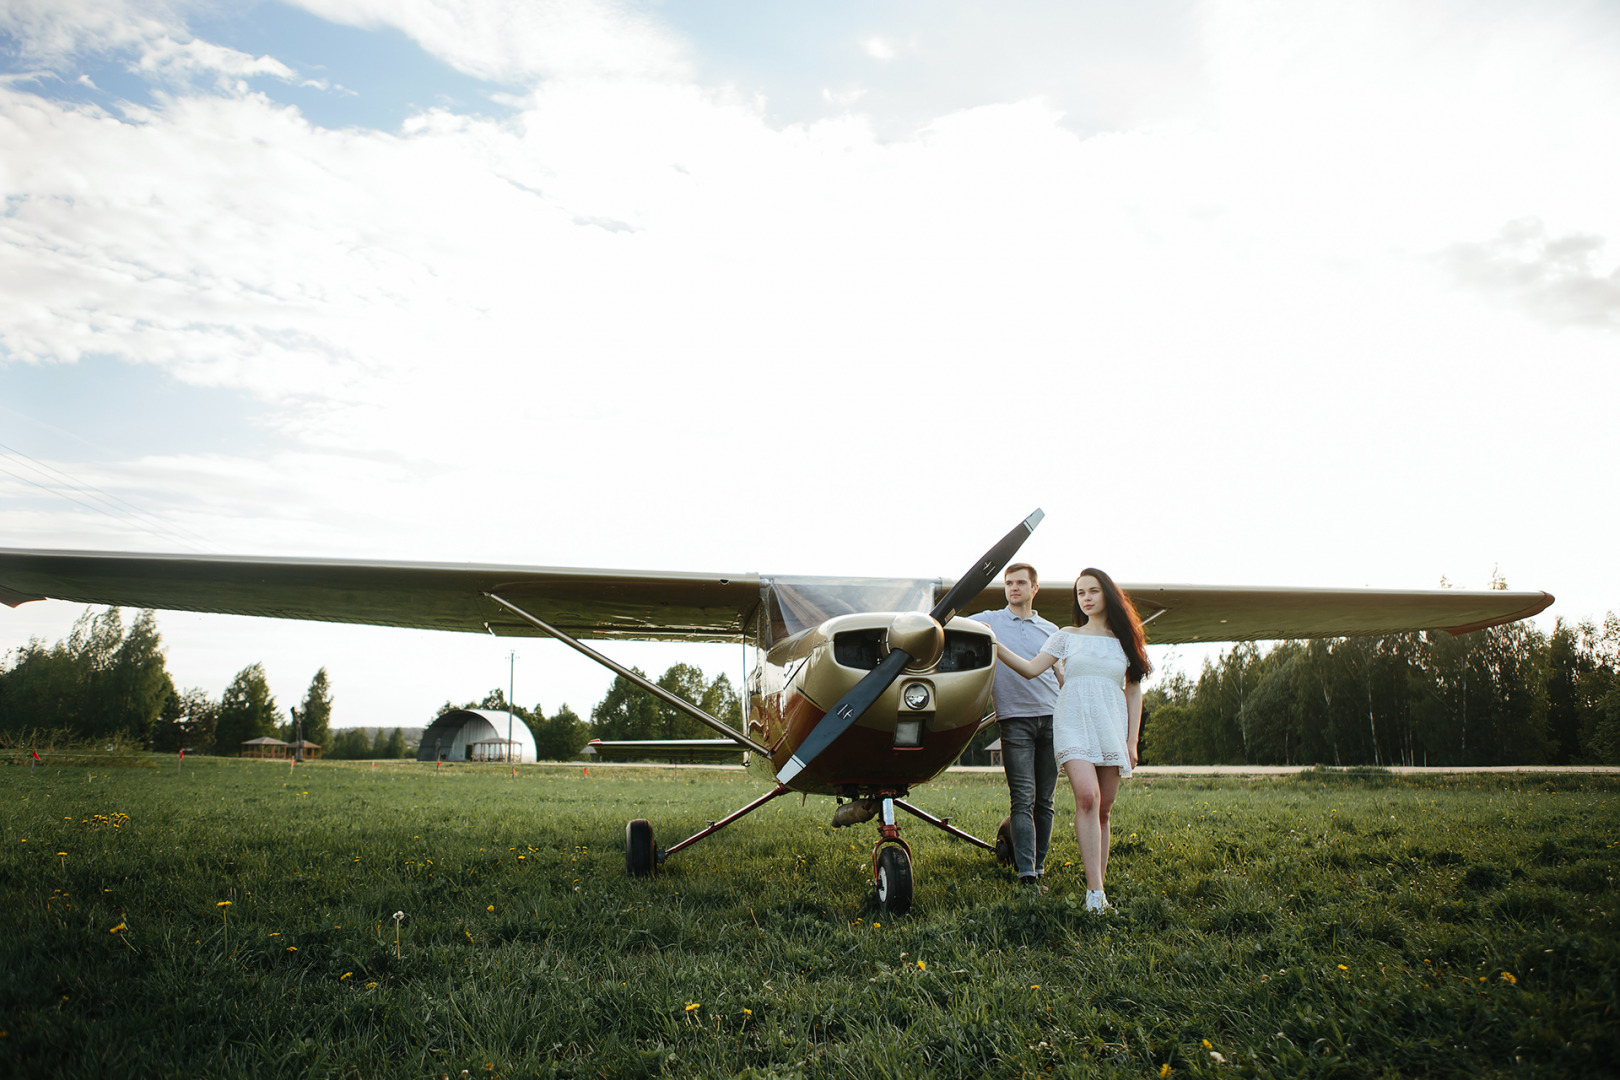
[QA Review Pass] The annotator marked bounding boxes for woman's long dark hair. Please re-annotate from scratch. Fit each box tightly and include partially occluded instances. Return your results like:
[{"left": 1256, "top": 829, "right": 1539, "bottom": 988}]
[{"left": 1073, "top": 567, "right": 1152, "bottom": 684}]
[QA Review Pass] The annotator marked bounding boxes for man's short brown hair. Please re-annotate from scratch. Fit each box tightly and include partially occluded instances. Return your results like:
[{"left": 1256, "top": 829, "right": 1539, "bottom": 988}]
[{"left": 1004, "top": 562, "right": 1037, "bottom": 585}]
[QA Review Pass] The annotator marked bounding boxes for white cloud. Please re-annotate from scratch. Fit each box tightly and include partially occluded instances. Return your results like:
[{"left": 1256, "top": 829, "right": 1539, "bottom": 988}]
[
  {"left": 0, "top": 0, "right": 188, "bottom": 63},
  {"left": 135, "top": 35, "right": 304, "bottom": 88},
  {"left": 287, "top": 0, "right": 690, "bottom": 84},
  {"left": 1439, "top": 219, "right": 1620, "bottom": 330},
  {"left": 863, "top": 36, "right": 896, "bottom": 62}
]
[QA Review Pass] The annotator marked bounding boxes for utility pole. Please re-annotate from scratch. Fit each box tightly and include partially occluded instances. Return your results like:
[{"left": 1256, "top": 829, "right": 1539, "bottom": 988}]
[{"left": 507, "top": 651, "right": 517, "bottom": 763}]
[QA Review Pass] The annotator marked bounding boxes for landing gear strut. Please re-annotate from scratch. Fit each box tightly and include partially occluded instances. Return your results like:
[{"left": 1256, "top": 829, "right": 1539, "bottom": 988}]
[{"left": 621, "top": 785, "right": 999, "bottom": 916}]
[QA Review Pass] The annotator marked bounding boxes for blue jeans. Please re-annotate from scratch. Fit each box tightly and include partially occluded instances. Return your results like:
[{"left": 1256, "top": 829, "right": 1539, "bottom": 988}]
[{"left": 1000, "top": 714, "right": 1055, "bottom": 878}]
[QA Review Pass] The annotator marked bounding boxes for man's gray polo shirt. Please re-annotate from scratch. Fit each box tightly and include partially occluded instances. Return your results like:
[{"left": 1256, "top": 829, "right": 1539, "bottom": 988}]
[{"left": 972, "top": 607, "right": 1060, "bottom": 718}]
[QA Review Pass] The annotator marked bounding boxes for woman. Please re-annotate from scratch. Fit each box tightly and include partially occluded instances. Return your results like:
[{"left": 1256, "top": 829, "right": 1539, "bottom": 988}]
[{"left": 994, "top": 568, "right": 1151, "bottom": 911}]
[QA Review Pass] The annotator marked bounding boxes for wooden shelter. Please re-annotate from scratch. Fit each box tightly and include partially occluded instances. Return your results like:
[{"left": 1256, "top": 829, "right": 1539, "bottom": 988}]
[{"left": 241, "top": 737, "right": 290, "bottom": 759}]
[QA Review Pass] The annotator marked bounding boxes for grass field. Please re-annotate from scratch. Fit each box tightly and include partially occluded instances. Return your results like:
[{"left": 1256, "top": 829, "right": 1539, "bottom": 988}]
[{"left": 1, "top": 758, "right": 1616, "bottom": 1079}]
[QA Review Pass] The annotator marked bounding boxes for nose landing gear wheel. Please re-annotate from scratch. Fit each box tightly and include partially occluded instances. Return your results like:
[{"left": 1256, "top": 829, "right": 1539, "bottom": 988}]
[
  {"left": 875, "top": 845, "right": 913, "bottom": 914},
  {"left": 626, "top": 818, "right": 656, "bottom": 876}
]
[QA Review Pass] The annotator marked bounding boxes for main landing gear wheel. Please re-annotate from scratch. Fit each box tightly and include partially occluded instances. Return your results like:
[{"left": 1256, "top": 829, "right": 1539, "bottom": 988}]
[
  {"left": 626, "top": 818, "right": 656, "bottom": 876},
  {"left": 875, "top": 846, "right": 913, "bottom": 915},
  {"left": 994, "top": 815, "right": 1016, "bottom": 868}
]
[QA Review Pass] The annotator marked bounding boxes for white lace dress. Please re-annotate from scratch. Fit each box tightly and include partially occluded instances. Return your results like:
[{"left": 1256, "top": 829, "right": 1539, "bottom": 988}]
[{"left": 1040, "top": 631, "right": 1132, "bottom": 775}]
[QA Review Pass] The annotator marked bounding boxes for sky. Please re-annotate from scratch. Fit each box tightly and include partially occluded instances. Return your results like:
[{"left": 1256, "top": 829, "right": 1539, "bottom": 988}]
[{"left": 2, "top": 0, "right": 1618, "bottom": 732}]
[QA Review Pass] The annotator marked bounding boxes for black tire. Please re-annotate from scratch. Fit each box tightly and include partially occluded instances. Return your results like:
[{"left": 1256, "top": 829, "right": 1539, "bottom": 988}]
[
  {"left": 626, "top": 818, "right": 656, "bottom": 877},
  {"left": 875, "top": 846, "right": 913, "bottom": 915},
  {"left": 994, "top": 814, "right": 1016, "bottom": 867}
]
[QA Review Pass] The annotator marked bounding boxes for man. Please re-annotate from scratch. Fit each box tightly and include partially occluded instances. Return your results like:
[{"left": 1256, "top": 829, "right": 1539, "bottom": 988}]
[{"left": 973, "top": 562, "right": 1061, "bottom": 888}]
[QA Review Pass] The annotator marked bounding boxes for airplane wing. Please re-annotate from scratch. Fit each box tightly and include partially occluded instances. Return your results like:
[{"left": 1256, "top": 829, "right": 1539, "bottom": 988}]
[
  {"left": 0, "top": 548, "right": 1553, "bottom": 645},
  {"left": 0, "top": 549, "right": 763, "bottom": 643},
  {"left": 962, "top": 581, "right": 1554, "bottom": 643},
  {"left": 583, "top": 738, "right": 748, "bottom": 764}
]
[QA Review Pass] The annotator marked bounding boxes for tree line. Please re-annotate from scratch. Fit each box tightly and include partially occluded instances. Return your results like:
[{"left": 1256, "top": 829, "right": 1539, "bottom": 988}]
[
  {"left": 6, "top": 604, "right": 1617, "bottom": 766},
  {"left": 1141, "top": 613, "right": 1620, "bottom": 766}
]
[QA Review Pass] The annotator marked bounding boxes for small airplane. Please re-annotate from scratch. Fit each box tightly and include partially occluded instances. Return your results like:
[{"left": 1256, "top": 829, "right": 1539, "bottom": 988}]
[{"left": 0, "top": 513, "right": 1554, "bottom": 912}]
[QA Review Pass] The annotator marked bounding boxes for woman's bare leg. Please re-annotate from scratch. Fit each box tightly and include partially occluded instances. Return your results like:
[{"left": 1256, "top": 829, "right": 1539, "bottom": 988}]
[
  {"left": 1063, "top": 759, "right": 1104, "bottom": 891},
  {"left": 1095, "top": 766, "right": 1121, "bottom": 883}
]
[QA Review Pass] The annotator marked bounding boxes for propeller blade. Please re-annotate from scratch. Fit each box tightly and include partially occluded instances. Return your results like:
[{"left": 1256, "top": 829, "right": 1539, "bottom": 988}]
[
  {"left": 928, "top": 508, "right": 1044, "bottom": 626},
  {"left": 776, "top": 648, "right": 911, "bottom": 784},
  {"left": 774, "top": 509, "right": 1044, "bottom": 785}
]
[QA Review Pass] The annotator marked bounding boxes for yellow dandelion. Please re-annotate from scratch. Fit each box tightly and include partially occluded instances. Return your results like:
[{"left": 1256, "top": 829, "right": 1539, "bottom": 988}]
[
  {"left": 108, "top": 922, "right": 126, "bottom": 934},
  {"left": 684, "top": 1003, "right": 701, "bottom": 1012},
  {"left": 917, "top": 960, "right": 926, "bottom": 971},
  {"left": 341, "top": 972, "right": 353, "bottom": 980},
  {"left": 1500, "top": 972, "right": 1517, "bottom": 984},
  {"left": 366, "top": 981, "right": 378, "bottom": 989},
  {"left": 1337, "top": 965, "right": 1348, "bottom": 972},
  {"left": 1160, "top": 1066, "right": 1173, "bottom": 1078},
  {"left": 872, "top": 922, "right": 881, "bottom": 929},
  {"left": 1030, "top": 984, "right": 1040, "bottom": 990},
  {"left": 1202, "top": 1040, "right": 1213, "bottom": 1049},
  {"left": 487, "top": 905, "right": 494, "bottom": 912},
  {"left": 743, "top": 1008, "right": 752, "bottom": 1015},
  {"left": 217, "top": 901, "right": 232, "bottom": 908}
]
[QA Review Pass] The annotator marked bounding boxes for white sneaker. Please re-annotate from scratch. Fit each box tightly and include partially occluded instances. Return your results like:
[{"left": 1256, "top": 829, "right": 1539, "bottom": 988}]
[{"left": 1084, "top": 889, "right": 1109, "bottom": 912}]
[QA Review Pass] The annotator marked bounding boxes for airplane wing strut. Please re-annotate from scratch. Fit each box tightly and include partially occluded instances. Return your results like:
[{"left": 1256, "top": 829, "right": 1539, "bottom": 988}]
[{"left": 484, "top": 591, "right": 771, "bottom": 757}]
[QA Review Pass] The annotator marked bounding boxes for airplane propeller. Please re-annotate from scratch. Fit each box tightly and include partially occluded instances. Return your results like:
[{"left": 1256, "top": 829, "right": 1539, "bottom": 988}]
[{"left": 775, "top": 508, "right": 1044, "bottom": 784}]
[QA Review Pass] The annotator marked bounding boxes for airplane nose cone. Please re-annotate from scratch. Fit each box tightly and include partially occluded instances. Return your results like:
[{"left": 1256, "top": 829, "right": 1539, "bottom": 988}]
[{"left": 886, "top": 610, "right": 945, "bottom": 671}]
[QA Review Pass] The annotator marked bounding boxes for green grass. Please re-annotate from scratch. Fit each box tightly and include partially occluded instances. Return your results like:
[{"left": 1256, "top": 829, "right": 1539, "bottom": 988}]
[{"left": 1, "top": 759, "right": 1616, "bottom": 1079}]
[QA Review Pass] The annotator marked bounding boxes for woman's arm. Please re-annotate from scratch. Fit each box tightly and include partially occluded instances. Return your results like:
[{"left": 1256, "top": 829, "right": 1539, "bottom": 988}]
[
  {"left": 1125, "top": 680, "right": 1143, "bottom": 768},
  {"left": 994, "top": 643, "right": 1060, "bottom": 680}
]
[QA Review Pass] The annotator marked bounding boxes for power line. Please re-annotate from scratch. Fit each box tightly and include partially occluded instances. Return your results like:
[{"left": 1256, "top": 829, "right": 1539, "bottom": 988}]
[{"left": 0, "top": 441, "right": 216, "bottom": 554}]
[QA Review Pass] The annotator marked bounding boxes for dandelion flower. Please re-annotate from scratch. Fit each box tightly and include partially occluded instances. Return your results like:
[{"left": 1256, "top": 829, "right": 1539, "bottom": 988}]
[
  {"left": 872, "top": 922, "right": 880, "bottom": 929},
  {"left": 217, "top": 901, "right": 232, "bottom": 908},
  {"left": 917, "top": 960, "right": 926, "bottom": 971},
  {"left": 743, "top": 1008, "right": 752, "bottom": 1015},
  {"left": 1337, "top": 965, "right": 1348, "bottom": 972},
  {"left": 286, "top": 946, "right": 297, "bottom": 952},
  {"left": 366, "top": 981, "right": 378, "bottom": 989},
  {"left": 487, "top": 905, "right": 494, "bottom": 912},
  {"left": 1500, "top": 972, "right": 1517, "bottom": 984},
  {"left": 684, "top": 1003, "right": 701, "bottom": 1012},
  {"left": 1202, "top": 1040, "right": 1212, "bottom": 1049},
  {"left": 341, "top": 972, "right": 353, "bottom": 980},
  {"left": 109, "top": 922, "right": 126, "bottom": 934},
  {"left": 1160, "top": 1066, "right": 1173, "bottom": 1078}
]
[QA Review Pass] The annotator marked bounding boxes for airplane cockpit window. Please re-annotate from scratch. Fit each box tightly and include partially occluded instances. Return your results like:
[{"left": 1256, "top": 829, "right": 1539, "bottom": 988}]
[{"left": 760, "top": 577, "right": 937, "bottom": 644}]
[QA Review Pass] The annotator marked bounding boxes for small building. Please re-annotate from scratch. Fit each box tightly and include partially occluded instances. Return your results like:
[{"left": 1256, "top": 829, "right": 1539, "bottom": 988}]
[
  {"left": 287, "top": 739, "right": 322, "bottom": 761},
  {"left": 242, "top": 737, "right": 290, "bottom": 759},
  {"left": 986, "top": 738, "right": 1002, "bottom": 767},
  {"left": 416, "top": 709, "right": 537, "bottom": 763}
]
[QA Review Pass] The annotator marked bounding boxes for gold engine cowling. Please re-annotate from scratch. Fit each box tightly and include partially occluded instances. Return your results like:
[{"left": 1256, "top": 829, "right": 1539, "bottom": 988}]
[{"left": 885, "top": 610, "right": 944, "bottom": 670}]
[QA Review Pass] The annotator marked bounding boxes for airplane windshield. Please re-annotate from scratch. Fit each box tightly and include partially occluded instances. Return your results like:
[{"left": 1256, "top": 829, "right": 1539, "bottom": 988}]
[{"left": 760, "top": 577, "right": 937, "bottom": 643}]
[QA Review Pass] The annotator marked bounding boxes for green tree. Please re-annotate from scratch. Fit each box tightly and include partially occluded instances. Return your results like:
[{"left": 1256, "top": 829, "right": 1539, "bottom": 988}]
[
  {"left": 591, "top": 669, "right": 660, "bottom": 740},
  {"left": 382, "top": 727, "right": 406, "bottom": 758},
  {"left": 296, "top": 668, "right": 334, "bottom": 751},
  {"left": 0, "top": 607, "right": 177, "bottom": 746},
  {"left": 176, "top": 688, "right": 219, "bottom": 752},
  {"left": 655, "top": 663, "right": 711, "bottom": 739},
  {"left": 106, "top": 610, "right": 173, "bottom": 746},
  {"left": 534, "top": 704, "right": 587, "bottom": 760},
  {"left": 214, "top": 664, "right": 280, "bottom": 755}
]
